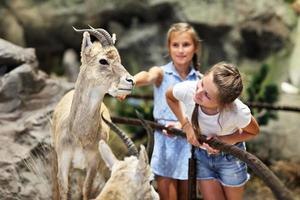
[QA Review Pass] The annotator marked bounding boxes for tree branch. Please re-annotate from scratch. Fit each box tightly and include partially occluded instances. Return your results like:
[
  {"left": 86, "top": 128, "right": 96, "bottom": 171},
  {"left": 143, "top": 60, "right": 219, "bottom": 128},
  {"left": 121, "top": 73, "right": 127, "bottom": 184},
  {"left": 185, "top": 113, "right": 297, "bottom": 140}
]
[{"left": 111, "top": 116, "right": 294, "bottom": 200}]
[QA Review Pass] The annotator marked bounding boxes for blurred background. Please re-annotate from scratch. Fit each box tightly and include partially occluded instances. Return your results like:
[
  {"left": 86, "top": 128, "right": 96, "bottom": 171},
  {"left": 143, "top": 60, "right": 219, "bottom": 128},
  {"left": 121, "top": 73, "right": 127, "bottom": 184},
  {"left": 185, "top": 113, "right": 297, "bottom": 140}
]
[{"left": 0, "top": 0, "right": 300, "bottom": 199}]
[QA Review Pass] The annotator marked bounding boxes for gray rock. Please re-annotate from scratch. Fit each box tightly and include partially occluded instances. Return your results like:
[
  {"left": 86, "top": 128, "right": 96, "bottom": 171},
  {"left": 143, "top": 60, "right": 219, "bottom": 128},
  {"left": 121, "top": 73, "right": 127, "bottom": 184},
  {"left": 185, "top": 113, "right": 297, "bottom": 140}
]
[
  {"left": 62, "top": 49, "right": 79, "bottom": 82},
  {"left": 0, "top": 39, "right": 73, "bottom": 199},
  {"left": 0, "top": 0, "right": 295, "bottom": 72},
  {"left": 0, "top": 39, "right": 36, "bottom": 68},
  {"left": 289, "top": 17, "right": 300, "bottom": 88}
]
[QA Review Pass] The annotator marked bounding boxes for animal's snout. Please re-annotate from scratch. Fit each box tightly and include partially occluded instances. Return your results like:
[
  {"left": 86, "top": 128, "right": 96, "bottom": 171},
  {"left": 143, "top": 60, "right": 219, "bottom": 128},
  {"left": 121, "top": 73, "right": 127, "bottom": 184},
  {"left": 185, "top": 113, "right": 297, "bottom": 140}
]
[{"left": 125, "top": 76, "right": 135, "bottom": 86}]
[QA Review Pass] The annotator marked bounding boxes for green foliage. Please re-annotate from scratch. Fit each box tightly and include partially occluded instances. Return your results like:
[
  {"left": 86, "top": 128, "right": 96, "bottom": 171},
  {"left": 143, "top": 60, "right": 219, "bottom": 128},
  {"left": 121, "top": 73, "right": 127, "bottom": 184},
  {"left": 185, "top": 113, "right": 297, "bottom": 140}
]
[
  {"left": 51, "top": 57, "right": 65, "bottom": 76},
  {"left": 246, "top": 64, "right": 268, "bottom": 102},
  {"left": 114, "top": 86, "right": 154, "bottom": 143},
  {"left": 284, "top": 0, "right": 295, "bottom": 4},
  {"left": 246, "top": 64, "right": 279, "bottom": 125}
]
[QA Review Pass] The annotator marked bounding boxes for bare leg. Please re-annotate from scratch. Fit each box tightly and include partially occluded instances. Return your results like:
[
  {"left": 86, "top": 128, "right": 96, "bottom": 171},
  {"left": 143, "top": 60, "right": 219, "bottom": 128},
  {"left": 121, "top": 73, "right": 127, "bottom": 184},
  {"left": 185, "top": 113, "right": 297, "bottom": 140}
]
[
  {"left": 156, "top": 176, "right": 178, "bottom": 200},
  {"left": 223, "top": 185, "right": 244, "bottom": 200},
  {"left": 178, "top": 180, "right": 188, "bottom": 200},
  {"left": 198, "top": 180, "right": 226, "bottom": 200}
]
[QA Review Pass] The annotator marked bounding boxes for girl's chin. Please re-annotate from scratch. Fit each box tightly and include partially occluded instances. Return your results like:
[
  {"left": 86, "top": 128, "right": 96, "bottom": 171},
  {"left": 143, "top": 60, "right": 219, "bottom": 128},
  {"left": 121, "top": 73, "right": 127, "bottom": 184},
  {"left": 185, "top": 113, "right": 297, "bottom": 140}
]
[
  {"left": 174, "top": 60, "right": 187, "bottom": 65},
  {"left": 193, "top": 97, "right": 201, "bottom": 104}
]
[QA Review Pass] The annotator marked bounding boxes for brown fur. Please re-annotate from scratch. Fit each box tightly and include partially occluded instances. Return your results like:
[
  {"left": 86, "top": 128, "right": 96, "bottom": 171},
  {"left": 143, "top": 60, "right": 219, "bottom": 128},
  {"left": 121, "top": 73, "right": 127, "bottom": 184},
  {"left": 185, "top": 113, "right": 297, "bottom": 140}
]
[
  {"left": 51, "top": 31, "right": 134, "bottom": 200},
  {"left": 95, "top": 140, "right": 159, "bottom": 200}
]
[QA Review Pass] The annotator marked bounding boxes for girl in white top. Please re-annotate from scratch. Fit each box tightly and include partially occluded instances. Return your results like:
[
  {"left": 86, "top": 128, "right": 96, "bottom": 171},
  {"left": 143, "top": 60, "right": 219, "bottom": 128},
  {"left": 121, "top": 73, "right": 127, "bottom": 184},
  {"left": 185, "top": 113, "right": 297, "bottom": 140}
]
[{"left": 166, "top": 62, "right": 260, "bottom": 200}]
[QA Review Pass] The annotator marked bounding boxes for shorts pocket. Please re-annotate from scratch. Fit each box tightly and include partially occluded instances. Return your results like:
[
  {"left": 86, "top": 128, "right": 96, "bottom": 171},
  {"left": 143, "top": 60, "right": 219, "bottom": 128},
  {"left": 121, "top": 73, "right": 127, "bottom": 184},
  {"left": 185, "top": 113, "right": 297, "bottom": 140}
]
[{"left": 225, "top": 153, "right": 238, "bottom": 162}]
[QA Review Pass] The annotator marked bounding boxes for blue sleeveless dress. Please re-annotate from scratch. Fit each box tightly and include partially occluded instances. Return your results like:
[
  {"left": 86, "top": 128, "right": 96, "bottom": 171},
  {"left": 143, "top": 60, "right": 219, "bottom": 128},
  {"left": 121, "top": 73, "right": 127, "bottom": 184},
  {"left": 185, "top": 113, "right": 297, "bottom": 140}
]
[{"left": 151, "top": 62, "right": 200, "bottom": 180}]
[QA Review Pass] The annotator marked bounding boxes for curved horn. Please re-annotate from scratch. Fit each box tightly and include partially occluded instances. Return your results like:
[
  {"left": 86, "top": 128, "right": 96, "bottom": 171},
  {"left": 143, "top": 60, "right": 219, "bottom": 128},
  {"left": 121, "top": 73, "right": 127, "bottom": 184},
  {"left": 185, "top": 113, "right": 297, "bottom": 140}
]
[
  {"left": 135, "top": 110, "right": 154, "bottom": 163},
  {"left": 73, "top": 26, "right": 113, "bottom": 47},
  {"left": 88, "top": 25, "right": 115, "bottom": 45},
  {"left": 101, "top": 113, "right": 139, "bottom": 157}
]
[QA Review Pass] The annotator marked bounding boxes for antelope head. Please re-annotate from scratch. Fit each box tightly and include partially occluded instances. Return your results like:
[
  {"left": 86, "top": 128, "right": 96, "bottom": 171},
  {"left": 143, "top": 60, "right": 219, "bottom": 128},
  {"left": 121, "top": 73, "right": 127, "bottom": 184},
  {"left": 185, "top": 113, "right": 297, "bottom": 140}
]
[
  {"left": 73, "top": 26, "right": 134, "bottom": 97},
  {"left": 98, "top": 140, "right": 160, "bottom": 200}
]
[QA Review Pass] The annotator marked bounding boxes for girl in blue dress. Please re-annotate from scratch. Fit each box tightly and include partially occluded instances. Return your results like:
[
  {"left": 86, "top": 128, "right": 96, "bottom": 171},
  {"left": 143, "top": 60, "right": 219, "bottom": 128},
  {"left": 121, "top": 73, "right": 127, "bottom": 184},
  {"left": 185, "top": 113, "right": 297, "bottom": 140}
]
[{"left": 126, "top": 22, "right": 202, "bottom": 200}]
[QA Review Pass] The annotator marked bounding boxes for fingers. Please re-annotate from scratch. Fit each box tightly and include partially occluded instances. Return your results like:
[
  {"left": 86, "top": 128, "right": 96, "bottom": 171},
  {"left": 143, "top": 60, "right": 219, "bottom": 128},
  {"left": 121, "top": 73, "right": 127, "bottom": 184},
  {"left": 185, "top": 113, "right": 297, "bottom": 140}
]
[
  {"left": 184, "top": 125, "right": 201, "bottom": 146},
  {"left": 187, "top": 134, "right": 201, "bottom": 147},
  {"left": 163, "top": 122, "right": 181, "bottom": 137},
  {"left": 202, "top": 143, "right": 219, "bottom": 154},
  {"left": 187, "top": 133, "right": 220, "bottom": 154},
  {"left": 162, "top": 129, "right": 173, "bottom": 137},
  {"left": 166, "top": 121, "right": 181, "bottom": 129},
  {"left": 116, "top": 95, "right": 126, "bottom": 101}
]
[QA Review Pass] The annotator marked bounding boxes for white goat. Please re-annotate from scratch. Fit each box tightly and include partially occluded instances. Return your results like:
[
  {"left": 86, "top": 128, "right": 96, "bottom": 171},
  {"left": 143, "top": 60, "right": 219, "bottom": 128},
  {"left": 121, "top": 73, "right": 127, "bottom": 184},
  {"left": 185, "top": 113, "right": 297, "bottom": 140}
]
[
  {"left": 51, "top": 27, "right": 134, "bottom": 200},
  {"left": 96, "top": 140, "right": 159, "bottom": 200}
]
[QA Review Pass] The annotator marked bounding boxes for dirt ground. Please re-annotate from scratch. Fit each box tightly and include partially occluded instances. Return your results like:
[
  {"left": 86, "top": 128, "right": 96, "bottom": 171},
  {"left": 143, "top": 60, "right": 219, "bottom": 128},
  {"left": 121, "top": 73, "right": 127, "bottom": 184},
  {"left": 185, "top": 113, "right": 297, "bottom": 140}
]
[{"left": 245, "top": 176, "right": 300, "bottom": 200}]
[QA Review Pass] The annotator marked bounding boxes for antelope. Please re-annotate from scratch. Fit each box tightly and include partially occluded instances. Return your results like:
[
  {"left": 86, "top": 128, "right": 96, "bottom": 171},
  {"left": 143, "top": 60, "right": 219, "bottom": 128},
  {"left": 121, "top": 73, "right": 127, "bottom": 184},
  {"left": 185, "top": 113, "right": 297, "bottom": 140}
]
[
  {"left": 51, "top": 27, "right": 134, "bottom": 200},
  {"left": 96, "top": 139, "right": 159, "bottom": 200}
]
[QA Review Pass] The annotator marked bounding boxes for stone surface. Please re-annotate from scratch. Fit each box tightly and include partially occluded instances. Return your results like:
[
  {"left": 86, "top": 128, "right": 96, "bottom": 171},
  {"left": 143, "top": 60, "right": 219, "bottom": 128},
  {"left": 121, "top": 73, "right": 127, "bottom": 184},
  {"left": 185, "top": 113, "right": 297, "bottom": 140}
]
[
  {"left": 289, "top": 17, "right": 300, "bottom": 87},
  {"left": 0, "top": 39, "right": 73, "bottom": 199},
  {"left": 252, "top": 93, "right": 300, "bottom": 162},
  {"left": 0, "top": 0, "right": 296, "bottom": 73}
]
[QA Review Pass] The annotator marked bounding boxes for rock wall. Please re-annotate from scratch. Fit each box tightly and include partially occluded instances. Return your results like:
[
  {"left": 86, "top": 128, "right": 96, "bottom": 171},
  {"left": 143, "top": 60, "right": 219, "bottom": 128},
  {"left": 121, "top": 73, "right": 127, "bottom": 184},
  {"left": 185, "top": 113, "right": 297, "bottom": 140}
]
[
  {"left": 0, "top": 39, "right": 73, "bottom": 199},
  {"left": 0, "top": 0, "right": 297, "bottom": 75},
  {"left": 289, "top": 16, "right": 300, "bottom": 87}
]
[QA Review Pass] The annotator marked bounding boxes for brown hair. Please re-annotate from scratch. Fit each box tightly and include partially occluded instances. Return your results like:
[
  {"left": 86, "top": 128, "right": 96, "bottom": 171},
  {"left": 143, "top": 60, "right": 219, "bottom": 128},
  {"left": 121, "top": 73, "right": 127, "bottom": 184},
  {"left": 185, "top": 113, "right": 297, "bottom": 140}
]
[
  {"left": 167, "top": 22, "right": 202, "bottom": 71},
  {"left": 207, "top": 62, "right": 243, "bottom": 109},
  {"left": 191, "top": 62, "right": 243, "bottom": 138}
]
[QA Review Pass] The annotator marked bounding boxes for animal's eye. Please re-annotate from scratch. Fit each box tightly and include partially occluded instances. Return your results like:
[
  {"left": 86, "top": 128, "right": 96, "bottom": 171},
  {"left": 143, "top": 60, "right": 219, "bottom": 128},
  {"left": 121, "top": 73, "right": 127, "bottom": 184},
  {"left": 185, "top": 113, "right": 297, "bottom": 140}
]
[{"left": 99, "top": 59, "right": 109, "bottom": 65}]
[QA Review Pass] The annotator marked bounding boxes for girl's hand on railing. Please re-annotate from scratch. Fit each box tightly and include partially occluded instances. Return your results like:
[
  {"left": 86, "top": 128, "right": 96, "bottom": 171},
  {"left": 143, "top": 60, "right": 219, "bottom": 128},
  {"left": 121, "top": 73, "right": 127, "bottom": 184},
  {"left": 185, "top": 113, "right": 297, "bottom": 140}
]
[{"left": 163, "top": 121, "right": 181, "bottom": 137}]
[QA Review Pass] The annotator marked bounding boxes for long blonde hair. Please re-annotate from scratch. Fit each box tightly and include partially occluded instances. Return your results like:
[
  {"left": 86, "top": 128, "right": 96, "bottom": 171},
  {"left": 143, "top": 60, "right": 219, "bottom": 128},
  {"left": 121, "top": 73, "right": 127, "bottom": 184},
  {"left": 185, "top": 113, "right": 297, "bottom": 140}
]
[{"left": 166, "top": 22, "right": 202, "bottom": 71}]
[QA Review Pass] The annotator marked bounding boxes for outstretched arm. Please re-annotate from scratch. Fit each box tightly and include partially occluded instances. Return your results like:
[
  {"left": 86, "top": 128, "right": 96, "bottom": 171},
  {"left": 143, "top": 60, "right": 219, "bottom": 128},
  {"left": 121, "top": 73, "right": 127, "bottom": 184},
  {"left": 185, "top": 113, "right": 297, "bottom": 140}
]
[
  {"left": 134, "top": 66, "right": 163, "bottom": 87},
  {"left": 117, "top": 66, "right": 163, "bottom": 100}
]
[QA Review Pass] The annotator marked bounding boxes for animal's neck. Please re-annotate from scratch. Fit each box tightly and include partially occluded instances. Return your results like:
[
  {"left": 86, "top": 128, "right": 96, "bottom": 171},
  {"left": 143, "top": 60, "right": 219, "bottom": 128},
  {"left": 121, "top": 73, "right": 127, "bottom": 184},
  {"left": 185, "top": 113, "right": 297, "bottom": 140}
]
[{"left": 68, "top": 71, "right": 107, "bottom": 141}]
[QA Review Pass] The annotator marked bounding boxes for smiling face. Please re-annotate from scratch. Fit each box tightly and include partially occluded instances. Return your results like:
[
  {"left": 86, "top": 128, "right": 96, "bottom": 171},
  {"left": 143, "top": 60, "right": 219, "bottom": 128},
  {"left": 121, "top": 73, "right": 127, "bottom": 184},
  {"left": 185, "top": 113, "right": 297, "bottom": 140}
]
[
  {"left": 193, "top": 72, "right": 220, "bottom": 113},
  {"left": 168, "top": 31, "right": 197, "bottom": 69}
]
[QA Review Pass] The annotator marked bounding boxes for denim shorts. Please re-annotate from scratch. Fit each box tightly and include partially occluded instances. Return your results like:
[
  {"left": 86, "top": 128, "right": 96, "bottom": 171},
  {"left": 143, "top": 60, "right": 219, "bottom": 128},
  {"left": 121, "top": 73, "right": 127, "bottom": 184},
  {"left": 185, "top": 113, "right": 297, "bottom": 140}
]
[{"left": 194, "top": 142, "right": 250, "bottom": 187}]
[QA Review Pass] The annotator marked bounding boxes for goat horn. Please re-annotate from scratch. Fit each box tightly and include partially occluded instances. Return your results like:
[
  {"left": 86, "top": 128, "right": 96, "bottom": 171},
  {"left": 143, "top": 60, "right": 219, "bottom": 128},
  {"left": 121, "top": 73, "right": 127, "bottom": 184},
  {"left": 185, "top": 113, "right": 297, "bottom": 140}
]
[
  {"left": 135, "top": 110, "right": 154, "bottom": 163},
  {"left": 73, "top": 26, "right": 113, "bottom": 47},
  {"left": 87, "top": 25, "right": 115, "bottom": 46},
  {"left": 101, "top": 113, "right": 139, "bottom": 157}
]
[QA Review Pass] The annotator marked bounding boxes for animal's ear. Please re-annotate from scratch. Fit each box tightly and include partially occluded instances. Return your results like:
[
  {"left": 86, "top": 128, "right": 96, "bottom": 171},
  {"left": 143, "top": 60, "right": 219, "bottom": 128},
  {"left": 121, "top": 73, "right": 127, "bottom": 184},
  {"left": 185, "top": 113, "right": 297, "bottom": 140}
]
[
  {"left": 98, "top": 140, "right": 118, "bottom": 170},
  {"left": 81, "top": 32, "right": 92, "bottom": 50},
  {"left": 138, "top": 145, "right": 151, "bottom": 179},
  {"left": 138, "top": 145, "right": 149, "bottom": 164},
  {"left": 80, "top": 32, "right": 92, "bottom": 62}
]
